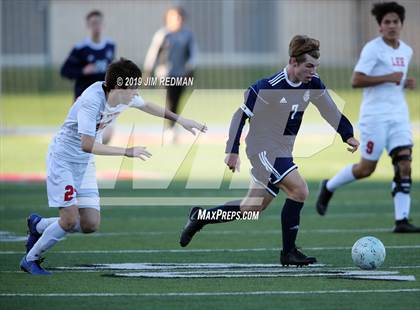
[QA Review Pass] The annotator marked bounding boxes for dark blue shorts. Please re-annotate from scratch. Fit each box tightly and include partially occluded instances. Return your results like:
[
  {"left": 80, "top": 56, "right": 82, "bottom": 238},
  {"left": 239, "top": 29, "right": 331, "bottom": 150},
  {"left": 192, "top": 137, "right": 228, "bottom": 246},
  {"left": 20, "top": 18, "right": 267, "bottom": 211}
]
[{"left": 249, "top": 151, "right": 298, "bottom": 197}]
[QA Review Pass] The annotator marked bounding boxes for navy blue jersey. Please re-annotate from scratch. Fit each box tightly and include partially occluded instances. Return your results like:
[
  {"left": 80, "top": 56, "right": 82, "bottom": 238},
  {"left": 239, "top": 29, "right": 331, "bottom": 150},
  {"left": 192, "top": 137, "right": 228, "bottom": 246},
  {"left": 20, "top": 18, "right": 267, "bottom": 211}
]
[
  {"left": 226, "top": 68, "right": 354, "bottom": 157},
  {"left": 61, "top": 38, "right": 115, "bottom": 99}
]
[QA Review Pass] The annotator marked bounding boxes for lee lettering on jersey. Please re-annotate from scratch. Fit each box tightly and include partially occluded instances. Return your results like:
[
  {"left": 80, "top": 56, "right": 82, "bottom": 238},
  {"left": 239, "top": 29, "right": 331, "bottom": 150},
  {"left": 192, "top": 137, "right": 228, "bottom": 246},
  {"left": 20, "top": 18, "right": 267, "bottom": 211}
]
[{"left": 391, "top": 57, "right": 405, "bottom": 67}]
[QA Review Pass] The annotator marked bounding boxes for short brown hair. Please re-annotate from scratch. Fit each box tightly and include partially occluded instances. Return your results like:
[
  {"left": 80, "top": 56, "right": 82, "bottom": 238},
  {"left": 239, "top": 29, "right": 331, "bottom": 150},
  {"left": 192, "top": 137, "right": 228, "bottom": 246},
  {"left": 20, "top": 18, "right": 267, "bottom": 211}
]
[
  {"left": 105, "top": 58, "right": 142, "bottom": 90},
  {"left": 86, "top": 10, "right": 103, "bottom": 21},
  {"left": 166, "top": 6, "right": 186, "bottom": 20},
  {"left": 289, "top": 35, "right": 320, "bottom": 63}
]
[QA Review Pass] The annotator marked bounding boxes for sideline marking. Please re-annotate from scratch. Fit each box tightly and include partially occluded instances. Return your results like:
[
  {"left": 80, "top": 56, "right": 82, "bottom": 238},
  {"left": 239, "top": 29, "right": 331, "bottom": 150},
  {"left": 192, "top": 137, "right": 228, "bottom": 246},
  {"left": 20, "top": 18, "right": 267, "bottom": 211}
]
[{"left": 1, "top": 289, "right": 419, "bottom": 297}]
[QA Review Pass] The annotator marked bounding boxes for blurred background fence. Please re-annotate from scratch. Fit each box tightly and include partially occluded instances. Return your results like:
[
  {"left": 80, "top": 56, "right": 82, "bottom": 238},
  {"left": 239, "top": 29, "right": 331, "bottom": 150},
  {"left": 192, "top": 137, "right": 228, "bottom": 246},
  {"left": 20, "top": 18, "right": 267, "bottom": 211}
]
[{"left": 1, "top": 0, "right": 420, "bottom": 93}]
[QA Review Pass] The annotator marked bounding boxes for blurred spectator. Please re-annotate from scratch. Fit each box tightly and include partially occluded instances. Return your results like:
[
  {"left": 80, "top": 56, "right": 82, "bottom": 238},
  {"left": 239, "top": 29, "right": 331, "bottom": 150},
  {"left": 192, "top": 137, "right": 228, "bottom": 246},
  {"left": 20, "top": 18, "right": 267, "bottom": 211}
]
[{"left": 144, "top": 7, "right": 197, "bottom": 143}]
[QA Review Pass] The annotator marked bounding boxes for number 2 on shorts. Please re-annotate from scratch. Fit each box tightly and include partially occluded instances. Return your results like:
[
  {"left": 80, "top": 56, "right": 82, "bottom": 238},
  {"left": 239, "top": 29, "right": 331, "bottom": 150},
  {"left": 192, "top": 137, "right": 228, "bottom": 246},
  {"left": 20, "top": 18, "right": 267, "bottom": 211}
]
[
  {"left": 366, "top": 141, "right": 374, "bottom": 154},
  {"left": 64, "top": 185, "right": 75, "bottom": 202}
]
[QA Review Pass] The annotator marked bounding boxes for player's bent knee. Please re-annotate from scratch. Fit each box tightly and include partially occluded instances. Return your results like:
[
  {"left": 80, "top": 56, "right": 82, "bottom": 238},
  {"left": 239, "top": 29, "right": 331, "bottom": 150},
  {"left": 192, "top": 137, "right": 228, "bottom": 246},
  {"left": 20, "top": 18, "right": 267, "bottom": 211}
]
[
  {"left": 59, "top": 217, "right": 79, "bottom": 232},
  {"left": 357, "top": 166, "right": 375, "bottom": 178},
  {"left": 288, "top": 185, "right": 309, "bottom": 202},
  {"left": 391, "top": 148, "right": 412, "bottom": 196},
  {"left": 80, "top": 221, "right": 99, "bottom": 234},
  {"left": 353, "top": 160, "right": 376, "bottom": 179},
  {"left": 398, "top": 160, "right": 411, "bottom": 177},
  {"left": 240, "top": 203, "right": 265, "bottom": 213}
]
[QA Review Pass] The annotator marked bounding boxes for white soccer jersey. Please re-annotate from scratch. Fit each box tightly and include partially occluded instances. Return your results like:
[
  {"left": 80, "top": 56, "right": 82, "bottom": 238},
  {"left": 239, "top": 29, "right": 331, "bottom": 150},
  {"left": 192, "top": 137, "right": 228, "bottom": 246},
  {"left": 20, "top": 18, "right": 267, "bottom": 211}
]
[
  {"left": 49, "top": 82, "right": 145, "bottom": 163},
  {"left": 354, "top": 37, "right": 413, "bottom": 122}
]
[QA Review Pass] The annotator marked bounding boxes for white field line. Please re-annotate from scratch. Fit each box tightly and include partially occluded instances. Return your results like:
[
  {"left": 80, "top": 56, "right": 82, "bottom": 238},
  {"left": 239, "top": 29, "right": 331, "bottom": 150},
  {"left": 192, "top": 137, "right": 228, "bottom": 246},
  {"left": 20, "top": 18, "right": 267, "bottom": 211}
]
[
  {"left": 111, "top": 272, "right": 414, "bottom": 281},
  {"left": 338, "top": 275, "right": 416, "bottom": 281},
  {"left": 49, "top": 263, "right": 415, "bottom": 281},
  {"left": 0, "top": 227, "right": 400, "bottom": 243},
  {"left": 1, "top": 245, "right": 420, "bottom": 255},
  {"left": 36, "top": 264, "right": 420, "bottom": 272},
  {"left": 101, "top": 197, "right": 243, "bottom": 206},
  {"left": 54, "top": 262, "right": 327, "bottom": 271},
  {"left": 0, "top": 289, "right": 419, "bottom": 297},
  {"left": 2, "top": 208, "right": 411, "bottom": 220},
  {"left": 4, "top": 263, "right": 419, "bottom": 273},
  {"left": 98, "top": 197, "right": 419, "bottom": 207},
  {"left": 71, "top": 227, "right": 392, "bottom": 237}
]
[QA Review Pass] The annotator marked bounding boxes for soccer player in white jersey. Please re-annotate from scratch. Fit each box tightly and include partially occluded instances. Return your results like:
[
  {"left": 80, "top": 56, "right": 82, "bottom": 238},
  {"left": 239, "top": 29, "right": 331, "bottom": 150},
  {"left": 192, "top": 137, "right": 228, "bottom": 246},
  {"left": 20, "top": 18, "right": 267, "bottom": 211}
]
[
  {"left": 316, "top": 2, "right": 419, "bottom": 232},
  {"left": 20, "top": 58, "right": 207, "bottom": 275}
]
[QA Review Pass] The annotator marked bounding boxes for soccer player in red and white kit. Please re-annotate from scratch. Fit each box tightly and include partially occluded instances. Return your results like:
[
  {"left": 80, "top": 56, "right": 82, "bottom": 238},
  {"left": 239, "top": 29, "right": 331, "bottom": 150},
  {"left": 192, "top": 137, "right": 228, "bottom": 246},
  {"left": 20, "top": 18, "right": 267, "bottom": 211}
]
[
  {"left": 21, "top": 58, "right": 207, "bottom": 275},
  {"left": 316, "top": 2, "right": 419, "bottom": 233}
]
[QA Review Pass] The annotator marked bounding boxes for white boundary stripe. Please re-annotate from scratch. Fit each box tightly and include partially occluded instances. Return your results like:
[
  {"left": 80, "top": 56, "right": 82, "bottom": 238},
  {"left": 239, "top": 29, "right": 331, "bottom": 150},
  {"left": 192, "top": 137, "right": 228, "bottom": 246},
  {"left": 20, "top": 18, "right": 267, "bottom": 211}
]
[
  {"left": 51, "top": 263, "right": 416, "bottom": 281},
  {"left": 65, "top": 227, "right": 394, "bottom": 237},
  {"left": 0, "top": 228, "right": 397, "bottom": 242},
  {"left": 1, "top": 289, "right": 418, "bottom": 297},
  {"left": 1, "top": 245, "right": 419, "bottom": 255},
  {"left": 109, "top": 227, "right": 393, "bottom": 235},
  {"left": 100, "top": 197, "right": 245, "bottom": 206},
  {"left": 339, "top": 275, "right": 416, "bottom": 281},
  {"left": 111, "top": 272, "right": 402, "bottom": 279},
  {"left": 35, "top": 263, "right": 420, "bottom": 271},
  {"left": 112, "top": 272, "right": 415, "bottom": 281},
  {"left": 54, "top": 263, "right": 327, "bottom": 271}
]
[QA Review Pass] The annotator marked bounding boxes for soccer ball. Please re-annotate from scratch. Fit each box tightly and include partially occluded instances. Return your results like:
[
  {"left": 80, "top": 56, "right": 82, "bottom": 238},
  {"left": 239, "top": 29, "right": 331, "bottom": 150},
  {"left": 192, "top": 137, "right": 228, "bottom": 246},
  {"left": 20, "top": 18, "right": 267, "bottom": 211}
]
[{"left": 351, "top": 236, "right": 386, "bottom": 270}]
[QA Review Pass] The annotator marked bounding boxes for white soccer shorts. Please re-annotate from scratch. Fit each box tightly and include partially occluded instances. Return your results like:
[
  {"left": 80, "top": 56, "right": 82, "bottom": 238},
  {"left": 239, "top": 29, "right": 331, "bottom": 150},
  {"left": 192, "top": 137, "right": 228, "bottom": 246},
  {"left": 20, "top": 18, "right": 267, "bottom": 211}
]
[
  {"left": 359, "top": 119, "right": 413, "bottom": 161},
  {"left": 46, "top": 153, "right": 100, "bottom": 210}
]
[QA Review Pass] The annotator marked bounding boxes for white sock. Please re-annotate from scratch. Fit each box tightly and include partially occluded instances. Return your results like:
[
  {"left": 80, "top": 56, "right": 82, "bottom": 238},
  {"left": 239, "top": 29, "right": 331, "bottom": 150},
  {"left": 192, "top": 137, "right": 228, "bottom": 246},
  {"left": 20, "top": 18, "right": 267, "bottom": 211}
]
[
  {"left": 35, "top": 217, "right": 60, "bottom": 234},
  {"left": 394, "top": 192, "right": 410, "bottom": 221},
  {"left": 27, "top": 221, "right": 66, "bottom": 261},
  {"left": 326, "top": 164, "right": 356, "bottom": 192}
]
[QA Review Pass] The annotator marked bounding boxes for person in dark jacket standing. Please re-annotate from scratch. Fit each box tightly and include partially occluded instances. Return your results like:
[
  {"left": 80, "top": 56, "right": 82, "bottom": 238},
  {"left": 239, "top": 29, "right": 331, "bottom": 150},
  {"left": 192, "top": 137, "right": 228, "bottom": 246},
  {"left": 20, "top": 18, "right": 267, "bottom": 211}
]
[
  {"left": 61, "top": 10, "right": 116, "bottom": 143},
  {"left": 144, "top": 7, "right": 197, "bottom": 143}
]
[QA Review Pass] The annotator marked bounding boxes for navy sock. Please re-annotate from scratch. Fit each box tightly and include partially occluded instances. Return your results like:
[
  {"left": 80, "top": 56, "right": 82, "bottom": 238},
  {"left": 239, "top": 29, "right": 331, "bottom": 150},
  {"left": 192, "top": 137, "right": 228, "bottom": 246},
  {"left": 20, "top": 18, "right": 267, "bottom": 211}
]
[
  {"left": 281, "top": 198, "right": 304, "bottom": 253},
  {"left": 201, "top": 200, "right": 242, "bottom": 224}
]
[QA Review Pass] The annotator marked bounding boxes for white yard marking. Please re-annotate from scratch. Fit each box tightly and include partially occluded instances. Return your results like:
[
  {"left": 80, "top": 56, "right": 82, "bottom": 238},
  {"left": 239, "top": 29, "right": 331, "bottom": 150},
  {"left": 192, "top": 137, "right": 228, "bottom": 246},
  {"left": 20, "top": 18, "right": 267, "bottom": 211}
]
[
  {"left": 50, "top": 263, "right": 415, "bottom": 281},
  {"left": 1, "top": 289, "right": 419, "bottom": 297},
  {"left": 0, "top": 231, "right": 27, "bottom": 242},
  {"left": 111, "top": 271, "right": 414, "bottom": 281},
  {"left": 54, "top": 263, "right": 327, "bottom": 271},
  {"left": 337, "top": 275, "right": 416, "bottom": 281}
]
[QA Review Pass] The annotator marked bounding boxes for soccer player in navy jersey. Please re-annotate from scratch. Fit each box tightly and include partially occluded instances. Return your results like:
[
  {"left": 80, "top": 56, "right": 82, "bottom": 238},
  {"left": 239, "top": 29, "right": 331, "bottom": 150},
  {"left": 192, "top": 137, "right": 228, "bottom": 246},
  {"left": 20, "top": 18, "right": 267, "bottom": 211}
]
[
  {"left": 61, "top": 10, "right": 115, "bottom": 99},
  {"left": 61, "top": 10, "right": 116, "bottom": 144},
  {"left": 180, "top": 35, "right": 360, "bottom": 266}
]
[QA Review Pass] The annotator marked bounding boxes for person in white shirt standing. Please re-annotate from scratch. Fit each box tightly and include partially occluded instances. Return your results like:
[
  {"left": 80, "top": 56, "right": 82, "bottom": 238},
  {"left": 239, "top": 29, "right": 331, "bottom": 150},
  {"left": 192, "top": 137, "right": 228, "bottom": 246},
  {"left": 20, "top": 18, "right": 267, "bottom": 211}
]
[
  {"left": 20, "top": 58, "right": 207, "bottom": 275},
  {"left": 315, "top": 1, "right": 419, "bottom": 233}
]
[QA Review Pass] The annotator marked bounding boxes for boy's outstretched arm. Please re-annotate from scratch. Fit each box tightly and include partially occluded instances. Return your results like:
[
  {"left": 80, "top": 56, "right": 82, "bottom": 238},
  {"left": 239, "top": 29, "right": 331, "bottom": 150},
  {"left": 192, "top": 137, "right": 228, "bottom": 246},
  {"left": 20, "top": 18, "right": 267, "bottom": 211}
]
[
  {"left": 136, "top": 101, "right": 207, "bottom": 135},
  {"left": 311, "top": 89, "right": 359, "bottom": 153},
  {"left": 81, "top": 134, "right": 152, "bottom": 161}
]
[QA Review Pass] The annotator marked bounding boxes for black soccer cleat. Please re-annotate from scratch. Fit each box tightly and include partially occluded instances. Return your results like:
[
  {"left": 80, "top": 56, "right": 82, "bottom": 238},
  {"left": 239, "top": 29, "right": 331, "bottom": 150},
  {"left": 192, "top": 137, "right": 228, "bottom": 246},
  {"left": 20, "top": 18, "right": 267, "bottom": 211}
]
[
  {"left": 316, "top": 179, "right": 333, "bottom": 216},
  {"left": 393, "top": 218, "right": 420, "bottom": 233},
  {"left": 179, "top": 207, "right": 204, "bottom": 247},
  {"left": 280, "top": 248, "right": 317, "bottom": 267}
]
